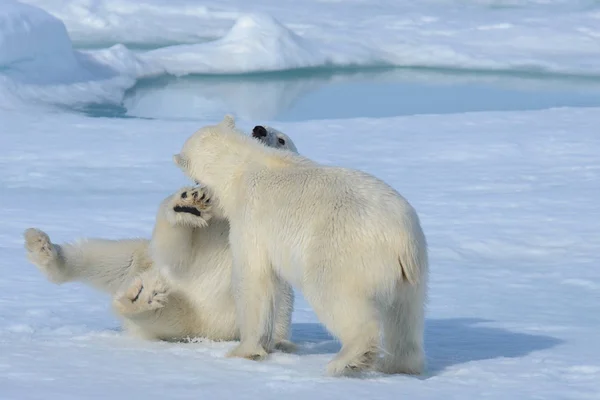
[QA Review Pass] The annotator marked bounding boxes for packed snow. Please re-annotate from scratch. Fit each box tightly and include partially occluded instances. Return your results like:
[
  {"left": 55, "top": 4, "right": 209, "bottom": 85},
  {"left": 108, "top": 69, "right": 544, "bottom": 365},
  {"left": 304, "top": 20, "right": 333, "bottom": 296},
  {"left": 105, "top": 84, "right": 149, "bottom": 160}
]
[
  {"left": 2, "top": 107, "right": 599, "bottom": 399},
  {"left": 1, "top": 0, "right": 600, "bottom": 399}
]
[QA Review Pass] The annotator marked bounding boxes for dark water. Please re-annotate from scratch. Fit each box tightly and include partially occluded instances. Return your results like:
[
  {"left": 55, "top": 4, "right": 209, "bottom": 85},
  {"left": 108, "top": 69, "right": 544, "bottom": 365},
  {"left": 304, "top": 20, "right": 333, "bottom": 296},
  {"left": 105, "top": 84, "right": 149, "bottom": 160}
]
[{"left": 79, "top": 67, "right": 600, "bottom": 121}]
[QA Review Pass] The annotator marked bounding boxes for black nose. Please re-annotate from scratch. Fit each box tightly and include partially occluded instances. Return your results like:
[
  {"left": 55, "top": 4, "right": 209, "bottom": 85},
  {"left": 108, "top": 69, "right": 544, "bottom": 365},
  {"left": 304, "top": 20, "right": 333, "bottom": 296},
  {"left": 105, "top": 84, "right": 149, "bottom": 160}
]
[{"left": 252, "top": 125, "right": 268, "bottom": 138}]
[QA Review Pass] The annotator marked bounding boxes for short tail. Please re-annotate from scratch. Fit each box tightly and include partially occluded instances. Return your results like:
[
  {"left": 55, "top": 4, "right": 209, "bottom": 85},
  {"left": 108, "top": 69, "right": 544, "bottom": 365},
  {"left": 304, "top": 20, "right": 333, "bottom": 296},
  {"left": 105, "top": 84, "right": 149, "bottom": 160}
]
[{"left": 398, "top": 220, "right": 428, "bottom": 286}]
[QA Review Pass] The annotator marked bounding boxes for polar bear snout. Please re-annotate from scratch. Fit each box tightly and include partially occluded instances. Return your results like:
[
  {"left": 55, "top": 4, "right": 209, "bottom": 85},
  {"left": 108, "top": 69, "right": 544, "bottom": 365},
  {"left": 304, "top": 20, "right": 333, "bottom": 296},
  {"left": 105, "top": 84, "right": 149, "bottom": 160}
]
[
  {"left": 252, "top": 126, "right": 268, "bottom": 138},
  {"left": 173, "top": 154, "right": 188, "bottom": 170}
]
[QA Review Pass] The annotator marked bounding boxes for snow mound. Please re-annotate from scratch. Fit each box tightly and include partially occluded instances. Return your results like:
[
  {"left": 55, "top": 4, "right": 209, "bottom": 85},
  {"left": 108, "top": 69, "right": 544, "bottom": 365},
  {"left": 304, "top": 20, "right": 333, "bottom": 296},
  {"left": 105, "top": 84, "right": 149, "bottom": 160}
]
[
  {"left": 0, "top": 1, "right": 73, "bottom": 68},
  {"left": 141, "top": 14, "right": 380, "bottom": 76},
  {"left": 0, "top": 1, "right": 155, "bottom": 110}
]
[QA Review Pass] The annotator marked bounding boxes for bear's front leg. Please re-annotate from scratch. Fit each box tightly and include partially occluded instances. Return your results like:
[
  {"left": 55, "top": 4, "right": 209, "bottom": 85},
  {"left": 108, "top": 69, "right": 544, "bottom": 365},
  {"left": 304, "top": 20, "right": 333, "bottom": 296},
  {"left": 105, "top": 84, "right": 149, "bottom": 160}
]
[
  {"left": 272, "top": 280, "right": 296, "bottom": 354},
  {"left": 226, "top": 239, "right": 276, "bottom": 361},
  {"left": 151, "top": 186, "right": 216, "bottom": 279}
]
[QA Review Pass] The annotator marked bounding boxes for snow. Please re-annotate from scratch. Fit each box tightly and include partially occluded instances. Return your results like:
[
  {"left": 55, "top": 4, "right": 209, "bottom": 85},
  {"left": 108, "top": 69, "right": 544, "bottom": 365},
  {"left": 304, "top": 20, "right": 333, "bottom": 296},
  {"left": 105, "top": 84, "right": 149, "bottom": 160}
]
[
  {"left": 1, "top": 0, "right": 600, "bottom": 398},
  {"left": 1, "top": 107, "right": 600, "bottom": 398},
  {"left": 3, "top": 0, "right": 600, "bottom": 111},
  {"left": 140, "top": 14, "right": 352, "bottom": 76},
  {"left": 19, "top": 0, "right": 600, "bottom": 76},
  {"left": 0, "top": 1, "right": 145, "bottom": 111},
  {"left": 0, "top": 1, "right": 71, "bottom": 68}
]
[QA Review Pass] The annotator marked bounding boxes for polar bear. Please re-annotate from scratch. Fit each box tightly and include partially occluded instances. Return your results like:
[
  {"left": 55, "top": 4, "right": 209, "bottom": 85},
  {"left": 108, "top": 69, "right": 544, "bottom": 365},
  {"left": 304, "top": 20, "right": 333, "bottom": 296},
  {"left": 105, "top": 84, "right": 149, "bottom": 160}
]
[
  {"left": 174, "top": 115, "right": 428, "bottom": 377},
  {"left": 24, "top": 124, "right": 298, "bottom": 352}
]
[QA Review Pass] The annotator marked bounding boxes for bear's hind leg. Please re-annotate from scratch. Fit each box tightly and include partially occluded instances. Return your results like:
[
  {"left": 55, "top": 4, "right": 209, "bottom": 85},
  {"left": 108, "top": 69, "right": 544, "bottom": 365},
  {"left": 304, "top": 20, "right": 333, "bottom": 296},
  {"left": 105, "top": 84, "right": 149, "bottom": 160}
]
[
  {"left": 378, "top": 284, "right": 426, "bottom": 375},
  {"left": 24, "top": 228, "right": 69, "bottom": 284},
  {"left": 113, "top": 269, "right": 170, "bottom": 316},
  {"left": 24, "top": 228, "right": 151, "bottom": 294}
]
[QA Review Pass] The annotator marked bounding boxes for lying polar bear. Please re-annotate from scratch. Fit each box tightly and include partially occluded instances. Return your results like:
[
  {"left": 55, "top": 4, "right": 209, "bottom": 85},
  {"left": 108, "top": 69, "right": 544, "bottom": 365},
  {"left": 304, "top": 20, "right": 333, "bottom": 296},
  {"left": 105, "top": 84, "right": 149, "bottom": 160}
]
[
  {"left": 174, "top": 115, "right": 428, "bottom": 377},
  {"left": 24, "top": 123, "right": 298, "bottom": 353}
]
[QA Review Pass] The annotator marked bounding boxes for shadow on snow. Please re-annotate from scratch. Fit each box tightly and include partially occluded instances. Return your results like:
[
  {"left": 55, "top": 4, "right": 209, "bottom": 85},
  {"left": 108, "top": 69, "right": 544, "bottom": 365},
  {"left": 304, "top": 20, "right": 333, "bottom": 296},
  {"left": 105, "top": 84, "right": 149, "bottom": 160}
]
[{"left": 291, "top": 318, "right": 563, "bottom": 376}]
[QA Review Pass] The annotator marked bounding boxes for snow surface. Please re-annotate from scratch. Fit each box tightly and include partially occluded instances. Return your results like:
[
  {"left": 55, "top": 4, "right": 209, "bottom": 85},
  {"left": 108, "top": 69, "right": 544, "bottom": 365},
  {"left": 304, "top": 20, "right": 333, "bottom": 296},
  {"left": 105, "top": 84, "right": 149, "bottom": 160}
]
[
  {"left": 1, "top": 107, "right": 600, "bottom": 399},
  {"left": 1, "top": 0, "right": 600, "bottom": 398},
  {"left": 19, "top": 0, "right": 600, "bottom": 80}
]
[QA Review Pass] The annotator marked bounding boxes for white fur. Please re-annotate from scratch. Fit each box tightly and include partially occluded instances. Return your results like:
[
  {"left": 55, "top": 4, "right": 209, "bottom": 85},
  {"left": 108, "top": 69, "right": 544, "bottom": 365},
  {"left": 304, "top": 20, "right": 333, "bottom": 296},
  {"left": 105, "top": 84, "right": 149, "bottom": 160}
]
[
  {"left": 175, "top": 116, "right": 429, "bottom": 376},
  {"left": 23, "top": 124, "right": 297, "bottom": 352}
]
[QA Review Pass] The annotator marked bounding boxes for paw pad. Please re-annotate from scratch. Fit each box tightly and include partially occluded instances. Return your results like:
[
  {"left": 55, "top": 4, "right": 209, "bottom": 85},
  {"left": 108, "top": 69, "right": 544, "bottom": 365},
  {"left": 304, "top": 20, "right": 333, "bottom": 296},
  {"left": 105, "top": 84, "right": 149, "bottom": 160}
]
[
  {"left": 169, "top": 187, "right": 214, "bottom": 225},
  {"left": 191, "top": 190, "right": 208, "bottom": 202}
]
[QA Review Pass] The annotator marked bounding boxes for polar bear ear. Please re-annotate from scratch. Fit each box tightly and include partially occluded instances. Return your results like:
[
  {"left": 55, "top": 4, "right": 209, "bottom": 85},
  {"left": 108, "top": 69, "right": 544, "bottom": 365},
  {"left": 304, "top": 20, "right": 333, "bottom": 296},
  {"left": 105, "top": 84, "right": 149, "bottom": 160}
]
[
  {"left": 173, "top": 153, "right": 188, "bottom": 169},
  {"left": 219, "top": 114, "right": 236, "bottom": 130}
]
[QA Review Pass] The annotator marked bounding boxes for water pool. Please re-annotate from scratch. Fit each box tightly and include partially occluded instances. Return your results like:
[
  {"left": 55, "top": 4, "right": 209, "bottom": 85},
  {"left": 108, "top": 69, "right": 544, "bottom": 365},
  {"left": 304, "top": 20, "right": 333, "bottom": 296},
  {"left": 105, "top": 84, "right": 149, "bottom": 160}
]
[{"left": 80, "top": 67, "right": 600, "bottom": 122}]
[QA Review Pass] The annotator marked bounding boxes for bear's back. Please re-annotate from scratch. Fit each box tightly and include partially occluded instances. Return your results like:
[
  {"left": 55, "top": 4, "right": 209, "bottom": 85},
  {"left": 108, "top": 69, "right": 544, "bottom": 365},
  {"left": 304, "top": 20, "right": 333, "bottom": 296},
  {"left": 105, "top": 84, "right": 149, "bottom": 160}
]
[{"left": 243, "top": 164, "right": 416, "bottom": 235}]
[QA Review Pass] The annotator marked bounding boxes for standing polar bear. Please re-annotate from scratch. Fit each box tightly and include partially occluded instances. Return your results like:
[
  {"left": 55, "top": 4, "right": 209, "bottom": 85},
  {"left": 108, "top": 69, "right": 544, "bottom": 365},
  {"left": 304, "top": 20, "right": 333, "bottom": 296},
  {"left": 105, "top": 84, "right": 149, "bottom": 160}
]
[
  {"left": 24, "top": 123, "right": 297, "bottom": 352},
  {"left": 174, "top": 115, "right": 429, "bottom": 377}
]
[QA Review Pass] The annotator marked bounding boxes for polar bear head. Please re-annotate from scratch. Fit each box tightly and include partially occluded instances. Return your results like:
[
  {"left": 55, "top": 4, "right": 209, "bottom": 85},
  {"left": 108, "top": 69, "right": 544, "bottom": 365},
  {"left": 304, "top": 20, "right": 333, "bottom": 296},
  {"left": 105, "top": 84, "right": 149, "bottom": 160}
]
[
  {"left": 252, "top": 125, "right": 298, "bottom": 154},
  {"left": 173, "top": 115, "right": 300, "bottom": 190}
]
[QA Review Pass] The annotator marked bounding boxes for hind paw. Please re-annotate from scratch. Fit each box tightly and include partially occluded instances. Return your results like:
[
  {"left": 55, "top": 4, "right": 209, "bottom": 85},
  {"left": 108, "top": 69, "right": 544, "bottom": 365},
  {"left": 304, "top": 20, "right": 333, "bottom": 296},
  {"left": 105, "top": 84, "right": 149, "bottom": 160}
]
[
  {"left": 113, "top": 273, "right": 170, "bottom": 316},
  {"left": 24, "top": 228, "right": 66, "bottom": 283}
]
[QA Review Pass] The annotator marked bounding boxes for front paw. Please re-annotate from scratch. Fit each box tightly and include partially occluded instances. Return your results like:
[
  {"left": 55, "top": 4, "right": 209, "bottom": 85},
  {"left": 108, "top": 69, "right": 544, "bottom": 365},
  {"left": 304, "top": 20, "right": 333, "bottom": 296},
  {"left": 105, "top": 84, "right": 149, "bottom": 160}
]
[
  {"left": 23, "top": 228, "right": 65, "bottom": 283},
  {"left": 274, "top": 339, "right": 297, "bottom": 354},
  {"left": 227, "top": 342, "right": 269, "bottom": 361},
  {"left": 166, "top": 186, "right": 213, "bottom": 227},
  {"left": 113, "top": 274, "right": 169, "bottom": 316}
]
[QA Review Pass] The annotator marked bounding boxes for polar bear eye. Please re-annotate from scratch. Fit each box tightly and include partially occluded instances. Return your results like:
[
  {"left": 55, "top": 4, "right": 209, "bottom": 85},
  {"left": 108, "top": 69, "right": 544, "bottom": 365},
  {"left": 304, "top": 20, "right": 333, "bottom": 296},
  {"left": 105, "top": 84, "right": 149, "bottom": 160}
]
[{"left": 278, "top": 138, "right": 285, "bottom": 145}]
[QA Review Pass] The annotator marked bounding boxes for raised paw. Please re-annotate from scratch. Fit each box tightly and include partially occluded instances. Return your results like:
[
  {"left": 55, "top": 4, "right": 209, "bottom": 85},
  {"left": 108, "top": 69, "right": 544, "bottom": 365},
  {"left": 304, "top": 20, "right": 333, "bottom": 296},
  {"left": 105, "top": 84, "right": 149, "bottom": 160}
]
[
  {"left": 113, "top": 274, "right": 170, "bottom": 316},
  {"left": 167, "top": 186, "right": 214, "bottom": 227},
  {"left": 226, "top": 342, "right": 269, "bottom": 361},
  {"left": 23, "top": 228, "right": 66, "bottom": 283}
]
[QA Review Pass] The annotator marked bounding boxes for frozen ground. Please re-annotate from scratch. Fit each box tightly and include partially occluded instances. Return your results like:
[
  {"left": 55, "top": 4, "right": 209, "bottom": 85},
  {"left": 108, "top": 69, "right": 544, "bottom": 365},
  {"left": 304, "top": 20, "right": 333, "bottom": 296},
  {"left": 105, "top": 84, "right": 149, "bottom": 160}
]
[
  {"left": 1, "top": 107, "right": 599, "bottom": 399},
  {"left": 1, "top": 0, "right": 600, "bottom": 399}
]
